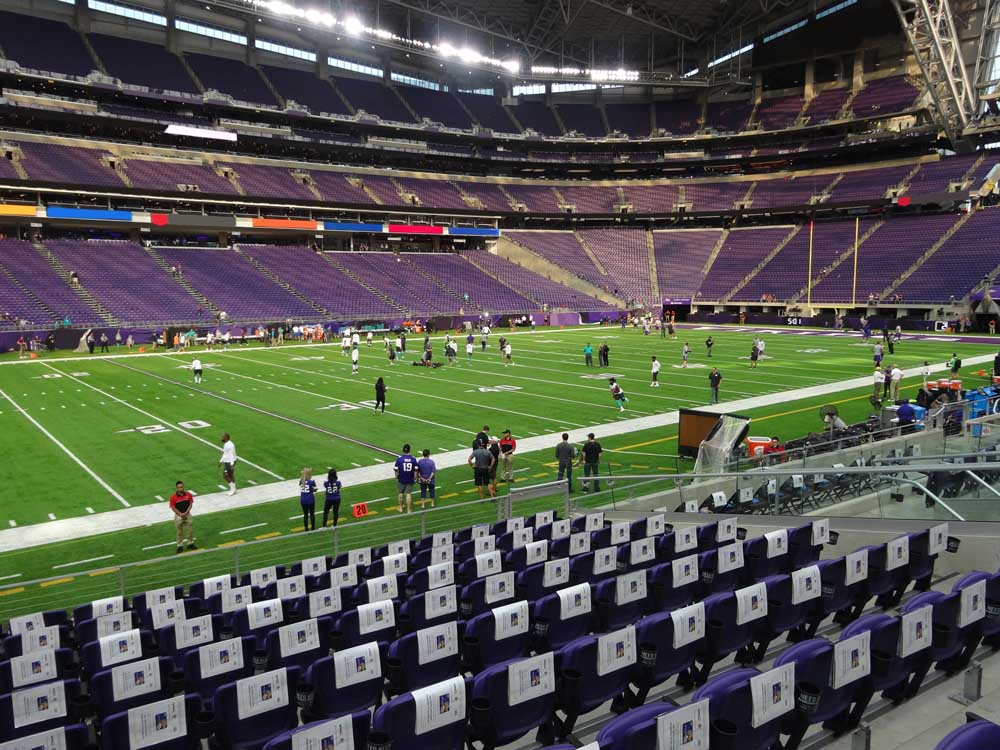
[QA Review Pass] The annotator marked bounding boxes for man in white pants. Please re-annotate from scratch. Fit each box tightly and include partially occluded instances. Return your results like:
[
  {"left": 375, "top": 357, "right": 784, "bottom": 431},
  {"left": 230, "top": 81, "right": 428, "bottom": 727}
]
[
  {"left": 650, "top": 356, "right": 661, "bottom": 387},
  {"left": 351, "top": 345, "right": 360, "bottom": 375},
  {"left": 191, "top": 358, "right": 203, "bottom": 384},
  {"left": 219, "top": 433, "right": 237, "bottom": 496},
  {"left": 889, "top": 364, "right": 903, "bottom": 402}
]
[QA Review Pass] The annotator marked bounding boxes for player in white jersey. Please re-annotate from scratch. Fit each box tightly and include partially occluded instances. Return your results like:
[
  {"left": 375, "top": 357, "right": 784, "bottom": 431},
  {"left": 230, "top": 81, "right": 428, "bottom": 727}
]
[
  {"left": 351, "top": 346, "right": 359, "bottom": 374},
  {"left": 503, "top": 342, "right": 513, "bottom": 366},
  {"left": 650, "top": 356, "right": 661, "bottom": 386},
  {"left": 191, "top": 358, "right": 203, "bottom": 384},
  {"left": 219, "top": 433, "right": 237, "bottom": 495}
]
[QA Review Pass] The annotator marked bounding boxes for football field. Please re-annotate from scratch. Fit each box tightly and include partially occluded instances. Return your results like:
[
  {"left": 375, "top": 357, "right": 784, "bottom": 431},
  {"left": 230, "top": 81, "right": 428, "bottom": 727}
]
[{"left": 0, "top": 323, "right": 997, "bottom": 614}]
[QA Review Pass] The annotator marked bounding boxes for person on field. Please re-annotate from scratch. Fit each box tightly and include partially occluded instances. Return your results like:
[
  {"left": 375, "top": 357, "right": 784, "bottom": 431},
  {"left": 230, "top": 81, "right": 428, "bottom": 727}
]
[
  {"left": 191, "top": 357, "right": 203, "bottom": 384},
  {"left": 219, "top": 433, "right": 237, "bottom": 495},
  {"left": 469, "top": 441, "right": 495, "bottom": 500},
  {"left": 650, "top": 356, "right": 661, "bottom": 387},
  {"left": 169, "top": 480, "right": 196, "bottom": 553},
  {"left": 351, "top": 345, "right": 359, "bottom": 375},
  {"left": 499, "top": 430, "right": 516, "bottom": 483},
  {"left": 417, "top": 449, "right": 436, "bottom": 508},
  {"left": 322, "top": 468, "right": 342, "bottom": 527},
  {"left": 583, "top": 342, "right": 594, "bottom": 366},
  {"left": 705, "top": 336, "right": 714, "bottom": 357},
  {"left": 709, "top": 367, "right": 722, "bottom": 404},
  {"left": 374, "top": 377, "right": 386, "bottom": 413},
  {"left": 610, "top": 377, "right": 628, "bottom": 412},
  {"left": 299, "top": 467, "right": 317, "bottom": 532}
]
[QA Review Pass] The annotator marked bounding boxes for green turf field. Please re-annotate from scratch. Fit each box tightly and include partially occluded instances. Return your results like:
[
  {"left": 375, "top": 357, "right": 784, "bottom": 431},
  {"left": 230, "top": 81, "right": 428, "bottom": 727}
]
[{"left": 0, "top": 324, "right": 996, "bottom": 617}]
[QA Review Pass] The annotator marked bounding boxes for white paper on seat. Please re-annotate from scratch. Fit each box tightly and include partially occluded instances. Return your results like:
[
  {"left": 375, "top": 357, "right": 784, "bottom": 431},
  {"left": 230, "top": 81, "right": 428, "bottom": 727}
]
[
  {"left": 845, "top": 549, "right": 869, "bottom": 586},
  {"left": 507, "top": 652, "right": 555, "bottom": 707},
  {"left": 506, "top": 517, "right": 525, "bottom": 533},
  {"left": 831, "top": 631, "right": 870, "bottom": 689},
  {"left": 646, "top": 514, "right": 665, "bottom": 537},
  {"left": 610, "top": 522, "right": 630, "bottom": 545},
  {"left": 0, "top": 727, "right": 68, "bottom": 750},
  {"left": 898, "top": 605, "right": 933, "bottom": 658},
  {"left": 717, "top": 542, "right": 744, "bottom": 574},
  {"left": 330, "top": 565, "right": 358, "bottom": 589},
  {"left": 220, "top": 585, "right": 252, "bottom": 614},
  {"left": 543, "top": 558, "right": 570, "bottom": 588},
  {"left": 431, "top": 545, "right": 454, "bottom": 565},
  {"left": 671, "top": 602, "right": 706, "bottom": 649},
  {"left": 675, "top": 527, "right": 697, "bottom": 553},
  {"left": 534, "top": 511, "right": 554, "bottom": 527},
  {"left": 740, "top": 487, "right": 754, "bottom": 505},
  {"left": 246, "top": 599, "right": 283, "bottom": 631},
  {"left": 278, "top": 618, "right": 320, "bottom": 658},
  {"left": 22, "top": 626, "right": 60, "bottom": 655},
  {"left": 616, "top": 570, "right": 648, "bottom": 606},
  {"left": 382, "top": 553, "right": 408, "bottom": 575},
  {"left": 886, "top": 536, "right": 909, "bottom": 571},
  {"left": 791, "top": 565, "right": 822, "bottom": 605},
  {"left": 387, "top": 539, "right": 411, "bottom": 557},
  {"left": 928, "top": 523, "right": 949, "bottom": 556},
  {"left": 672, "top": 554, "right": 699, "bottom": 588},
  {"left": 333, "top": 642, "right": 381, "bottom": 688},
  {"left": 144, "top": 587, "right": 177, "bottom": 607},
  {"left": 174, "top": 615, "right": 213, "bottom": 650},
  {"left": 656, "top": 698, "right": 709, "bottom": 750},
  {"left": 427, "top": 562, "right": 455, "bottom": 590},
  {"left": 150, "top": 602, "right": 185, "bottom": 630},
  {"left": 91, "top": 596, "right": 124, "bottom": 617},
  {"left": 750, "top": 663, "right": 795, "bottom": 729},
  {"left": 711, "top": 491, "right": 727, "bottom": 509},
  {"left": 550, "top": 519, "right": 571, "bottom": 540},
  {"left": 11, "top": 682, "right": 67, "bottom": 729},
  {"left": 524, "top": 541, "right": 548, "bottom": 566},
  {"left": 765, "top": 529, "right": 788, "bottom": 559},
  {"left": 309, "top": 588, "right": 343, "bottom": 617},
  {"left": 96, "top": 612, "right": 134, "bottom": 638},
  {"left": 593, "top": 547, "right": 618, "bottom": 576},
  {"left": 416, "top": 621, "right": 458, "bottom": 665},
  {"left": 289, "top": 715, "right": 353, "bottom": 750},
  {"left": 630, "top": 538, "right": 655, "bottom": 566},
  {"left": 684, "top": 501, "right": 699, "bottom": 514},
  {"left": 735, "top": 582, "right": 768, "bottom": 625},
  {"left": 348, "top": 548, "right": 372, "bottom": 568},
  {"left": 476, "top": 551, "right": 502, "bottom": 578},
  {"left": 512, "top": 527, "right": 534, "bottom": 549},
  {"left": 98, "top": 628, "right": 142, "bottom": 668},
  {"left": 250, "top": 566, "right": 277, "bottom": 588},
  {"left": 557, "top": 583, "right": 592, "bottom": 620},
  {"left": 111, "top": 656, "right": 161, "bottom": 702},
  {"left": 597, "top": 625, "right": 636, "bottom": 676},
  {"left": 357, "top": 601, "right": 395, "bottom": 635},
  {"left": 300, "top": 556, "right": 328, "bottom": 577},
  {"left": 126, "top": 694, "right": 186, "bottom": 750},
  {"left": 9, "top": 649, "right": 57, "bottom": 689},
  {"left": 412, "top": 676, "right": 465, "bottom": 736},
  {"left": 471, "top": 523, "right": 491, "bottom": 540},
  {"left": 432, "top": 531, "right": 453, "bottom": 548},
  {"left": 570, "top": 532, "right": 591, "bottom": 555},
  {"left": 235, "top": 668, "right": 288, "bottom": 720},
  {"left": 716, "top": 518, "right": 737, "bottom": 543},
  {"left": 425, "top": 585, "right": 457, "bottom": 620},
  {"left": 8, "top": 613, "right": 45, "bottom": 637},
  {"left": 959, "top": 579, "right": 987, "bottom": 628},
  {"left": 474, "top": 536, "right": 496, "bottom": 555},
  {"left": 277, "top": 575, "right": 306, "bottom": 601},
  {"left": 485, "top": 572, "right": 515, "bottom": 605},
  {"left": 493, "top": 600, "right": 530, "bottom": 641},
  {"left": 812, "top": 519, "right": 831, "bottom": 546},
  {"left": 367, "top": 575, "right": 399, "bottom": 603},
  {"left": 198, "top": 637, "right": 244, "bottom": 679},
  {"left": 583, "top": 512, "right": 604, "bottom": 532}
]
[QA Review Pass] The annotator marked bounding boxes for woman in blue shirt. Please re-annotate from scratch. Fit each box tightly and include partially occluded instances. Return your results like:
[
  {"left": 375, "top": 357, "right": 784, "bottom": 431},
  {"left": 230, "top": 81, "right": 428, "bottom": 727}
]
[
  {"left": 323, "top": 468, "right": 342, "bottom": 528},
  {"left": 299, "top": 467, "right": 317, "bottom": 531}
]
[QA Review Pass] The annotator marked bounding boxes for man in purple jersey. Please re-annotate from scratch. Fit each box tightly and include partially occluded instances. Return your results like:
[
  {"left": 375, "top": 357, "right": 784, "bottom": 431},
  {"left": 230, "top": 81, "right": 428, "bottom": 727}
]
[{"left": 394, "top": 443, "right": 417, "bottom": 513}]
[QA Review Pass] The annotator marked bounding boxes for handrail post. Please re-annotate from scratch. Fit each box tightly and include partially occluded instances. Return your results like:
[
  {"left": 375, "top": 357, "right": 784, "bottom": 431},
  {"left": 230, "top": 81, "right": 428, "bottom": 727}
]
[
  {"left": 118, "top": 568, "right": 126, "bottom": 599},
  {"left": 420, "top": 511, "right": 427, "bottom": 538},
  {"left": 234, "top": 547, "right": 240, "bottom": 579},
  {"left": 333, "top": 526, "right": 339, "bottom": 557}
]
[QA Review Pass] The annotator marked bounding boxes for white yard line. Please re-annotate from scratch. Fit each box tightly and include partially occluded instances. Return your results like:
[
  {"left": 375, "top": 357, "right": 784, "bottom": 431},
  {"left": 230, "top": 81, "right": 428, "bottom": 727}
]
[
  {"left": 141, "top": 541, "right": 177, "bottom": 551},
  {"left": 0, "top": 573, "right": 22, "bottom": 581},
  {"left": 0, "top": 387, "right": 131, "bottom": 508},
  {"left": 52, "top": 555, "right": 114, "bottom": 569},
  {"left": 1, "top": 352, "right": 994, "bottom": 555},
  {"left": 220, "top": 523, "right": 266, "bottom": 534}
]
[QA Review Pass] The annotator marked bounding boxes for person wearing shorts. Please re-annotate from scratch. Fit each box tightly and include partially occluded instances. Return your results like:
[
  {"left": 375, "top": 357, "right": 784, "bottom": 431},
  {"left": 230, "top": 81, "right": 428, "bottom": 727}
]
[
  {"left": 417, "top": 449, "right": 436, "bottom": 508},
  {"left": 468, "top": 443, "right": 495, "bottom": 500},
  {"left": 394, "top": 444, "right": 417, "bottom": 513}
]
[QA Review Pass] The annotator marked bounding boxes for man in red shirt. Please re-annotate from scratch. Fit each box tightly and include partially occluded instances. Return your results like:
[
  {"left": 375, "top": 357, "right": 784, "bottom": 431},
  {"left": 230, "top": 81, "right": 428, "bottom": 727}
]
[
  {"left": 169, "top": 481, "right": 196, "bottom": 554},
  {"left": 499, "top": 430, "right": 517, "bottom": 484}
]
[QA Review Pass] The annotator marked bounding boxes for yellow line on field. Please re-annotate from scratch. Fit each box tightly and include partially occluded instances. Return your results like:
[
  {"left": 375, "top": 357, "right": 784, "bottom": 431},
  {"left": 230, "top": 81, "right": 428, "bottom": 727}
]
[
  {"left": 88, "top": 568, "right": 120, "bottom": 577},
  {"left": 531, "top": 472, "right": 548, "bottom": 478},
  {"left": 439, "top": 493, "right": 459, "bottom": 499},
  {"left": 463, "top": 488, "right": 479, "bottom": 494},
  {"left": 0, "top": 587, "right": 25, "bottom": 597},
  {"left": 632, "top": 464, "right": 649, "bottom": 469},
  {"left": 217, "top": 539, "right": 244, "bottom": 547},
  {"left": 255, "top": 532, "right": 281, "bottom": 540},
  {"left": 40, "top": 577, "right": 74, "bottom": 588}
]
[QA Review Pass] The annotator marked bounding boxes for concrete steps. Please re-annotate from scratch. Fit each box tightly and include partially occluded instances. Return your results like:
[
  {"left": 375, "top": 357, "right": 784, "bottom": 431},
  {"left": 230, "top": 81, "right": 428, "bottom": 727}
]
[
  {"left": 33, "top": 241, "right": 116, "bottom": 324},
  {"left": 143, "top": 245, "right": 220, "bottom": 316}
]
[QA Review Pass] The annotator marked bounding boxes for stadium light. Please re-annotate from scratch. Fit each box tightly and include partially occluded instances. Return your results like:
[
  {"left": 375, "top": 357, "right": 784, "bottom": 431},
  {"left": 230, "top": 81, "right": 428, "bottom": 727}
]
[{"left": 343, "top": 15, "right": 364, "bottom": 35}]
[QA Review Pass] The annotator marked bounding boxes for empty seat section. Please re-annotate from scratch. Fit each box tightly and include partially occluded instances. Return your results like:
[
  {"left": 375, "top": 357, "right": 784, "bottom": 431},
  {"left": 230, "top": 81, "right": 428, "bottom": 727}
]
[
  {"left": 335, "top": 77, "right": 416, "bottom": 123},
  {"left": 850, "top": 75, "right": 921, "bottom": 117},
  {"left": 705, "top": 99, "right": 752, "bottom": 132},
  {"left": 555, "top": 103, "right": 606, "bottom": 137},
  {"left": 0, "top": 239, "right": 103, "bottom": 325},
  {"left": 653, "top": 230, "right": 723, "bottom": 299},
  {"left": 124, "top": 159, "right": 238, "bottom": 195},
  {"left": 508, "top": 101, "right": 562, "bottom": 135},
  {"left": 185, "top": 53, "right": 278, "bottom": 105},
  {"left": 654, "top": 99, "right": 701, "bottom": 134},
  {"left": 89, "top": 34, "right": 196, "bottom": 92},
  {"left": 17, "top": 143, "right": 123, "bottom": 188},
  {"left": 605, "top": 102, "right": 651, "bottom": 136},
  {"left": 0, "top": 11, "right": 94, "bottom": 76},
  {"left": 262, "top": 65, "right": 352, "bottom": 115},
  {"left": 223, "top": 163, "right": 316, "bottom": 202},
  {"left": 697, "top": 227, "right": 790, "bottom": 299},
  {"left": 396, "top": 87, "right": 473, "bottom": 129},
  {"left": 803, "top": 87, "right": 850, "bottom": 123},
  {"left": 505, "top": 231, "right": 606, "bottom": 288},
  {"left": 581, "top": 228, "right": 653, "bottom": 304},
  {"left": 456, "top": 93, "right": 520, "bottom": 132}
]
